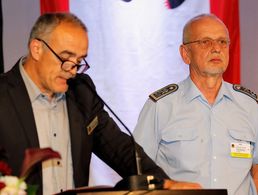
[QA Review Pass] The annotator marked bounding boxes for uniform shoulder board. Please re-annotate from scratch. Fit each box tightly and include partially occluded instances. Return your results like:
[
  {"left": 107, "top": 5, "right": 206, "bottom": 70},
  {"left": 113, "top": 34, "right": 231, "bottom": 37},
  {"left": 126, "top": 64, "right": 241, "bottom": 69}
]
[
  {"left": 233, "top": 84, "right": 258, "bottom": 103},
  {"left": 149, "top": 84, "right": 178, "bottom": 102}
]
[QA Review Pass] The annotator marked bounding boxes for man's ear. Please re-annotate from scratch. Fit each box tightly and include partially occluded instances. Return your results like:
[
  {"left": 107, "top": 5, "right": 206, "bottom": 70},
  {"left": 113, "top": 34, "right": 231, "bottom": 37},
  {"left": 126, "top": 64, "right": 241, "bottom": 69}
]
[
  {"left": 29, "top": 39, "right": 42, "bottom": 61},
  {"left": 179, "top": 45, "right": 191, "bottom": 65}
]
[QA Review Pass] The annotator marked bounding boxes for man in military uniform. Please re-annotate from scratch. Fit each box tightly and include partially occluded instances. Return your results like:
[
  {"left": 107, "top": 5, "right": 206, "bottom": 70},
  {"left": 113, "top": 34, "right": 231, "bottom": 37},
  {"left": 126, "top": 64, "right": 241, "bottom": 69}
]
[{"left": 134, "top": 14, "right": 258, "bottom": 195}]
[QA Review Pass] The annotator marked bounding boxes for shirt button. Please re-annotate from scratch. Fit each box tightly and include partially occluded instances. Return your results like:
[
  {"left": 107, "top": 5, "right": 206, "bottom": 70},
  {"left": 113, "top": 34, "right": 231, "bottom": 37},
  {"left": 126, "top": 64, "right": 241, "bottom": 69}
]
[
  {"left": 57, "top": 161, "right": 61, "bottom": 165},
  {"left": 53, "top": 133, "right": 57, "bottom": 137},
  {"left": 213, "top": 156, "right": 217, "bottom": 159},
  {"left": 213, "top": 178, "right": 217, "bottom": 182}
]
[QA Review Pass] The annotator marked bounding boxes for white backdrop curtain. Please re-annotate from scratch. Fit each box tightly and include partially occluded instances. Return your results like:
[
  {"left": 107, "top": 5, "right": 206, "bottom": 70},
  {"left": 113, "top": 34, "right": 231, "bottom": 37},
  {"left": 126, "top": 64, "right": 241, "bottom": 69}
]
[{"left": 70, "top": 0, "right": 210, "bottom": 186}]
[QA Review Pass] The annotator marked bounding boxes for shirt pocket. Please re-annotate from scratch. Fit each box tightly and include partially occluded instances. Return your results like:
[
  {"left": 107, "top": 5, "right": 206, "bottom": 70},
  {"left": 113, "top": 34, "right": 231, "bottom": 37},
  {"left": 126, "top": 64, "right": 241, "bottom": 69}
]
[
  {"left": 228, "top": 129, "right": 255, "bottom": 168},
  {"left": 161, "top": 128, "right": 199, "bottom": 168}
]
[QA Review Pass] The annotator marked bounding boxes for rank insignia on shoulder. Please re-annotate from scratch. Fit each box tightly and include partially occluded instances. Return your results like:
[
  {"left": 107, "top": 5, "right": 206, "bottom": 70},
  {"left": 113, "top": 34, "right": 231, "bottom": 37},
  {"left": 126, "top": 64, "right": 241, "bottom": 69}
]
[
  {"left": 149, "top": 84, "right": 178, "bottom": 102},
  {"left": 233, "top": 84, "right": 258, "bottom": 103}
]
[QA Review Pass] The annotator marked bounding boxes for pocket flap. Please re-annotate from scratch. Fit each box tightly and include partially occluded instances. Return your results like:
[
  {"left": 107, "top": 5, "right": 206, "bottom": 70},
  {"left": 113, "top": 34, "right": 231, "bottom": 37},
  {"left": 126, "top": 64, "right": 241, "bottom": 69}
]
[{"left": 229, "top": 129, "right": 255, "bottom": 142}]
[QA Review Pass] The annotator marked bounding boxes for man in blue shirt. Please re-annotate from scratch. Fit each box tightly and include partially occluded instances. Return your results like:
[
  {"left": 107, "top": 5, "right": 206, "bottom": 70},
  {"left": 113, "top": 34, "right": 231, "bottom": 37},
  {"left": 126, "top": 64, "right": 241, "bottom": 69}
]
[{"left": 134, "top": 14, "right": 258, "bottom": 195}]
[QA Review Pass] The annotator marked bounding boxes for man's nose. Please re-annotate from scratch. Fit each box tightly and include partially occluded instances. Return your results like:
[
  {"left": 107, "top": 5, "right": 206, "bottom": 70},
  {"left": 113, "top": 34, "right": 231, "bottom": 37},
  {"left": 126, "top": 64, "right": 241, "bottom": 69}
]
[{"left": 210, "top": 40, "right": 222, "bottom": 52}]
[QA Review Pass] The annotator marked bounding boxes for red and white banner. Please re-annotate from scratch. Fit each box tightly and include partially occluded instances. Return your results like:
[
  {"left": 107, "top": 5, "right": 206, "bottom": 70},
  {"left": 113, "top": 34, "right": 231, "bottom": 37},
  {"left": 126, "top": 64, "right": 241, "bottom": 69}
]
[{"left": 40, "top": 0, "right": 240, "bottom": 186}]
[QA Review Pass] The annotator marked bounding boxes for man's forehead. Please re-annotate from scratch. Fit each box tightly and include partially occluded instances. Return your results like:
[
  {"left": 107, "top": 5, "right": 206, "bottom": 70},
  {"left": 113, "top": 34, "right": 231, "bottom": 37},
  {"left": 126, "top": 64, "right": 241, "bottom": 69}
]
[
  {"left": 49, "top": 21, "right": 86, "bottom": 37},
  {"left": 190, "top": 18, "right": 229, "bottom": 38},
  {"left": 49, "top": 23, "right": 88, "bottom": 42}
]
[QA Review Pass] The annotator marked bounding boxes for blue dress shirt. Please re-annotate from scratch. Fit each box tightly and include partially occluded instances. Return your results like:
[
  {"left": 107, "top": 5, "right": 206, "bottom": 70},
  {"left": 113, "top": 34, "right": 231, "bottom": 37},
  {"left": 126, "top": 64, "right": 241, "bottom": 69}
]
[{"left": 134, "top": 76, "right": 258, "bottom": 195}]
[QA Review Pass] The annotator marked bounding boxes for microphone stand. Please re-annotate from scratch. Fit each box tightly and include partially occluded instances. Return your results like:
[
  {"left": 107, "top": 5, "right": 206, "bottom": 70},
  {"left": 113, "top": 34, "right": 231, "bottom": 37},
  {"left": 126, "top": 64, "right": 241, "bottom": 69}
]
[{"left": 78, "top": 75, "right": 164, "bottom": 191}]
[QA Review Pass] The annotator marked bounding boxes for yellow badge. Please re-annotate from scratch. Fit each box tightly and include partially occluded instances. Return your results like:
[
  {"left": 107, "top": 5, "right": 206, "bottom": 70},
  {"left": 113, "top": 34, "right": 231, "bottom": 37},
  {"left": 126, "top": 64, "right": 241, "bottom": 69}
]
[
  {"left": 230, "top": 142, "right": 252, "bottom": 158},
  {"left": 87, "top": 116, "right": 98, "bottom": 135}
]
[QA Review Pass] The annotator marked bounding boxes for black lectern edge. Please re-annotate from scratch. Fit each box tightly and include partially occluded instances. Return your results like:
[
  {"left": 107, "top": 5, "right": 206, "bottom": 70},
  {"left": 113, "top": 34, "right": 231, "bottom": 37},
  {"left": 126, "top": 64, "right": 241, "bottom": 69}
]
[
  {"left": 56, "top": 187, "right": 228, "bottom": 195},
  {"left": 54, "top": 186, "right": 114, "bottom": 195}
]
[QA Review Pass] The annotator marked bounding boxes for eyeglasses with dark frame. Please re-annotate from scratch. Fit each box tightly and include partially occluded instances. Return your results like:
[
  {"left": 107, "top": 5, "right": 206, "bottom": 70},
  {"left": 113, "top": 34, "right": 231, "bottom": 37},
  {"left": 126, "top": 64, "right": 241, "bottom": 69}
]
[
  {"left": 183, "top": 38, "right": 230, "bottom": 49},
  {"left": 35, "top": 38, "right": 90, "bottom": 73}
]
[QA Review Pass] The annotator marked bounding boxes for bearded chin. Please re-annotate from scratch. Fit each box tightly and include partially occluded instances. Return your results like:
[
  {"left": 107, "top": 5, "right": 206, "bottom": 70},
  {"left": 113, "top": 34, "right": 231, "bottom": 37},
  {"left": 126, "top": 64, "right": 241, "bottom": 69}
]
[{"left": 204, "top": 66, "right": 227, "bottom": 77}]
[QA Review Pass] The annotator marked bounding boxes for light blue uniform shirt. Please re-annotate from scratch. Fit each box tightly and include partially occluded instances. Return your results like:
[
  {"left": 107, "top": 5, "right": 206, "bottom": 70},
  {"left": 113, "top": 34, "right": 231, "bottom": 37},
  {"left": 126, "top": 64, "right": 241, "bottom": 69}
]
[
  {"left": 19, "top": 58, "right": 74, "bottom": 195},
  {"left": 134, "top": 76, "right": 258, "bottom": 195}
]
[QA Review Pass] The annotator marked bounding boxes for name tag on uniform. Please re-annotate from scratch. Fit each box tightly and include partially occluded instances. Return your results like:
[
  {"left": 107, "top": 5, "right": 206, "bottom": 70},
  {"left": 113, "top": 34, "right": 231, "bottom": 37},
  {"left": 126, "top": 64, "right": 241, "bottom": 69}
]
[
  {"left": 87, "top": 116, "right": 98, "bottom": 135},
  {"left": 230, "top": 142, "right": 252, "bottom": 158}
]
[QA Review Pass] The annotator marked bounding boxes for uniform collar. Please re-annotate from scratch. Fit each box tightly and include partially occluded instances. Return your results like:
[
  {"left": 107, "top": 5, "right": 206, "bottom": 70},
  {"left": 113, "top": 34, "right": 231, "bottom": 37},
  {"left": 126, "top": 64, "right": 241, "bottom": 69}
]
[
  {"left": 182, "top": 76, "right": 202, "bottom": 103},
  {"left": 183, "top": 76, "right": 234, "bottom": 104}
]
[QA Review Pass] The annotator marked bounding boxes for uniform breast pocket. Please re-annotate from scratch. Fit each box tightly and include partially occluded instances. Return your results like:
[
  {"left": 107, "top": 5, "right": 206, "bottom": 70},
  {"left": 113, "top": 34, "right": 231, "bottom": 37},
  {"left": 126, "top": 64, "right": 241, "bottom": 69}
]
[
  {"left": 161, "top": 128, "right": 199, "bottom": 167},
  {"left": 228, "top": 129, "right": 255, "bottom": 169}
]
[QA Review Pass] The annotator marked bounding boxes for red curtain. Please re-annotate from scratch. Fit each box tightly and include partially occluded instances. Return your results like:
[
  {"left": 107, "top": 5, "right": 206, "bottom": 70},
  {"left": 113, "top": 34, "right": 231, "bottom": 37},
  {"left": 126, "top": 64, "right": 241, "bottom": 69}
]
[
  {"left": 210, "top": 0, "right": 240, "bottom": 84},
  {"left": 40, "top": 0, "right": 69, "bottom": 14}
]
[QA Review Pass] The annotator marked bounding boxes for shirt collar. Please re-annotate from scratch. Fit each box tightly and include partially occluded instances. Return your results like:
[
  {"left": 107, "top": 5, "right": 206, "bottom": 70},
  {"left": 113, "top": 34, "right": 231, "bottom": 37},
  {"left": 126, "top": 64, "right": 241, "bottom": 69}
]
[
  {"left": 182, "top": 76, "right": 234, "bottom": 104},
  {"left": 182, "top": 76, "right": 202, "bottom": 103},
  {"left": 19, "top": 57, "right": 65, "bottom": 102},
  {"left": 216, "top": 81, "right": 234, "bottom": 103}
]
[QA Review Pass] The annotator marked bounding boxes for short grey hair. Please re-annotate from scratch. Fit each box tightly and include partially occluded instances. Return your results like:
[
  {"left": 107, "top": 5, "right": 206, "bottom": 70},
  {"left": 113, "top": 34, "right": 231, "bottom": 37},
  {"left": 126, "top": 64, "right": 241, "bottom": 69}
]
[{"left": 28, "top": 12, "right": 88, "bottom": 46}]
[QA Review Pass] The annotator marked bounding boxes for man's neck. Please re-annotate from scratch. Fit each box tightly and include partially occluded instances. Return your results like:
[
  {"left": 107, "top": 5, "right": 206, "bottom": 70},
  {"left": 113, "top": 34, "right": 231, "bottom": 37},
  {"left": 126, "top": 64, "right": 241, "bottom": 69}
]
[{"left": 191, "top": 75, "right": 223, "bottom": 105}]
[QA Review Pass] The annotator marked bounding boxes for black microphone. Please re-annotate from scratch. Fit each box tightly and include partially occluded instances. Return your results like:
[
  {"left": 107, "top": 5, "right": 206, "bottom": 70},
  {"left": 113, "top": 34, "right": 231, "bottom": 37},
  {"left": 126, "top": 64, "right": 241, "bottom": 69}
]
[
  {"left": 92, "top": 90, "right": 144, "bottom": 177},
  {"left": 73, "top": 74, "right": 164, "bottom": 191}
]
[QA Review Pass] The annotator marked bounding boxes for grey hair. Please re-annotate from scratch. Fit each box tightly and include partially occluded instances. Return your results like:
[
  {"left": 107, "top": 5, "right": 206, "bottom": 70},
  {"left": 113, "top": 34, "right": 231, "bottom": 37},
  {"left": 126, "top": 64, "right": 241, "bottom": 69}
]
[{"left": 28, "top": 12, "right": 88, "bottom": 46}]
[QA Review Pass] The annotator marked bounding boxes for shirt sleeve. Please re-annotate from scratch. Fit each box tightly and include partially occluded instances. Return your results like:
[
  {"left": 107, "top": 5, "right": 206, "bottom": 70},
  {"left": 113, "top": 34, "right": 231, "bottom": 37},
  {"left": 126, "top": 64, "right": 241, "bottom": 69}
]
[
  {"left": 133, "top": 99, "right": 160, "bottom": 161},
  {"left": 252, "top": 105, "right": 258, "bottom": 164}
]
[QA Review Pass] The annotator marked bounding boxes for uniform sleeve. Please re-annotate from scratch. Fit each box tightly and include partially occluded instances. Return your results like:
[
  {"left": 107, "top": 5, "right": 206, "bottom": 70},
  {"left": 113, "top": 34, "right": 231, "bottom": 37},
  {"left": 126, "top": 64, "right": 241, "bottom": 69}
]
[
  {"left": 252, "top": 105, "right": 258, "bottom": 164},
  {"left": 133, "top": 99, "right": 160, "bottom": 161}
]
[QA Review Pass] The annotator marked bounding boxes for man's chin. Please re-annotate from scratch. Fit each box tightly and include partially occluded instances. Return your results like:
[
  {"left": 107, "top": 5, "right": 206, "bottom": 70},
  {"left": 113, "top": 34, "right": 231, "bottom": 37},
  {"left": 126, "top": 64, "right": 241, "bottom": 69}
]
[{"left": 205, "top": 67, "right": 226, "bottom": 76}]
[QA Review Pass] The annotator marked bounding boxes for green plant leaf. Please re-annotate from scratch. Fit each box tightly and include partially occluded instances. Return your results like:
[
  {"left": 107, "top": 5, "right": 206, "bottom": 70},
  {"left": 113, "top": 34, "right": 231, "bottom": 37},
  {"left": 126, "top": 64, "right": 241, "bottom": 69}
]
[{"left": 27, "top": 184, "right": 38, "bottom": 195}]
